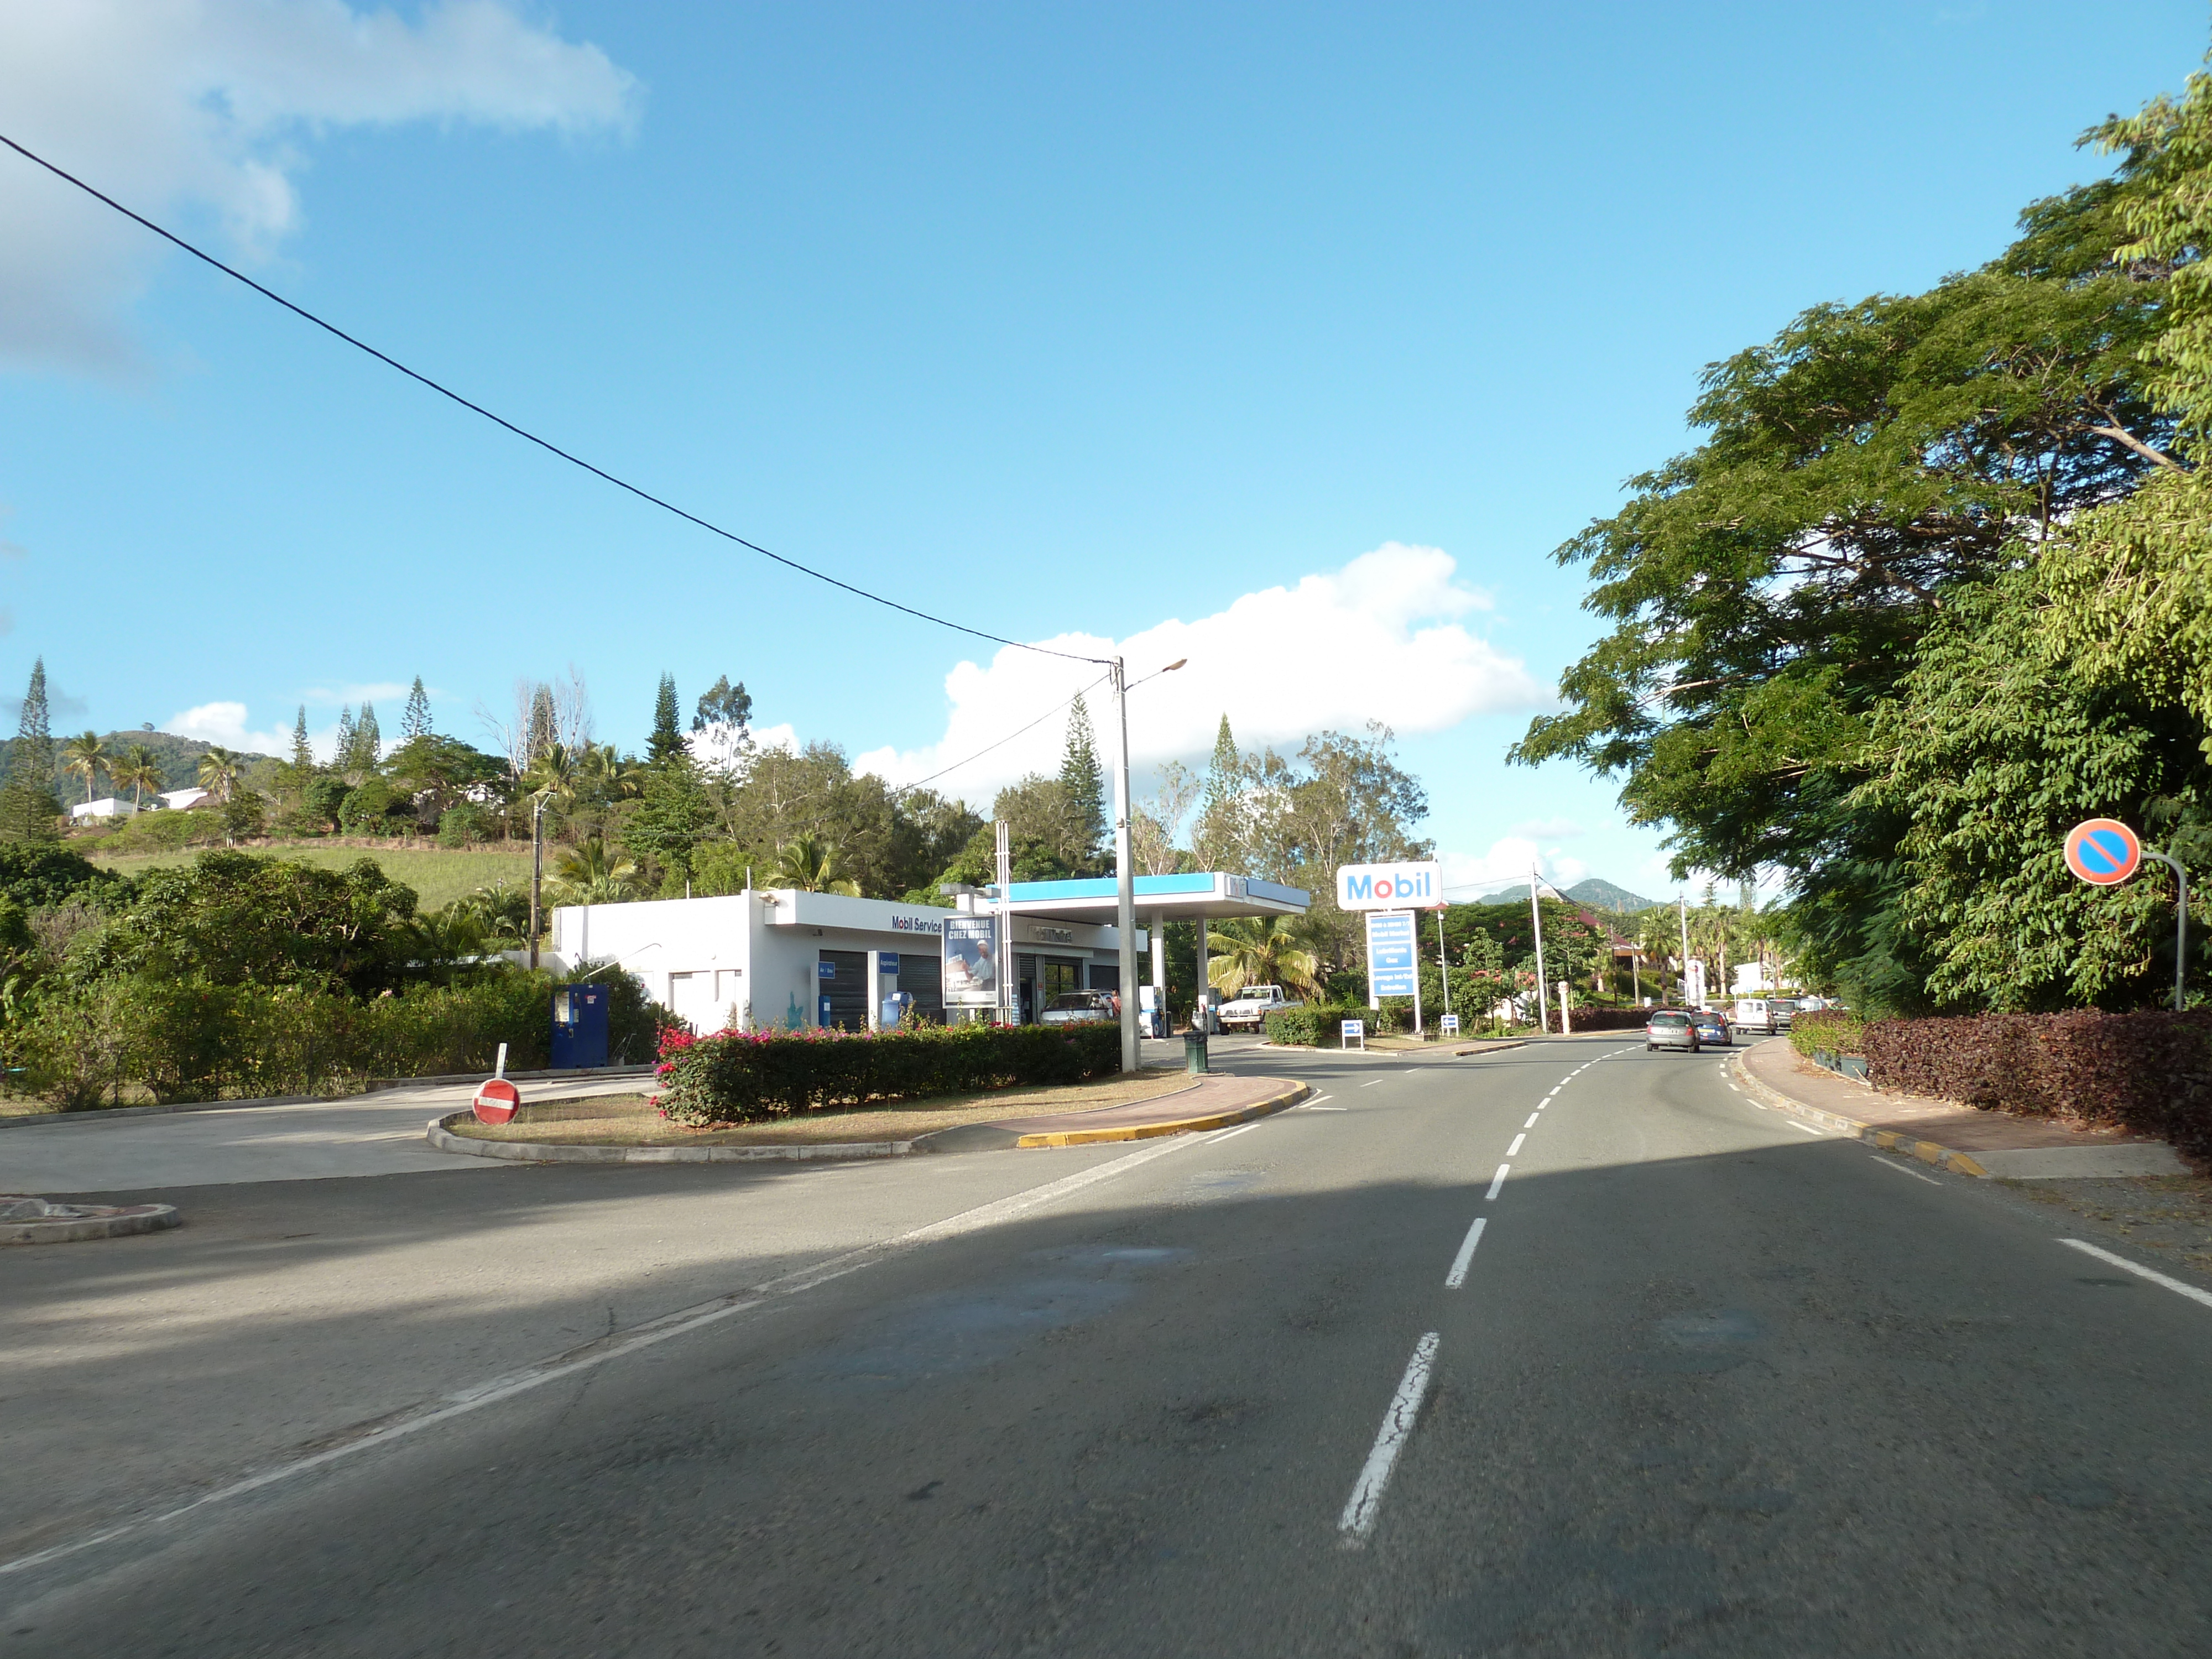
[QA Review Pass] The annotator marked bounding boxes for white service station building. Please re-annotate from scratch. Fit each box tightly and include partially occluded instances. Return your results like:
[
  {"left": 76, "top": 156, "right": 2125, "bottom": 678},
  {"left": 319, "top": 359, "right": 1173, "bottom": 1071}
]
[{"left": 546, "top": 871, "right": 1310, "bottom": 1035}]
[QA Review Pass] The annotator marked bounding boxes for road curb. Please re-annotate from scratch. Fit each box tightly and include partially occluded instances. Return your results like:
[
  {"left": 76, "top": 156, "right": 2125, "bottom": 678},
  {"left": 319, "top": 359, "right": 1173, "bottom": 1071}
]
[
  {"left": 2, "top": 1199, "right": 180, "bottom": 1244},
  {"left": 426, "top": 1113, "right": 912, "bottom": 1164},
  {"left": 1009, "top": 1079, "right": 1309, "bottom": 1147},
  {"left": 1726, "top": 1050, "right": 1990, "bottom": 1177}
]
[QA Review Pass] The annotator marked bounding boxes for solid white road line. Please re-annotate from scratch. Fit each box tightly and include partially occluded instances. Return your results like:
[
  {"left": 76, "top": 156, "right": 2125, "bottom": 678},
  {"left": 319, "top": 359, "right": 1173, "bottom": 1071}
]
[
  {"left": 1338, "top": 1332, "right": 1441, "bottom": 1543},
  {"left": 1443, "top": 1218, "right": 1487, "bottom": 1288},
  {"left": 1485, "top": 1165, "right": 1510, "bottom": 1201},
  {"left": 1523, "top": 1113, "right": 1539, "bottom": 1129},
  {"left": 1362, "top": 1079, "right": 1385, "bottom": 1088},
  {"left": 1870, "top": 1156, "right": 1941, "bottom": 1186},
  {"left": 1785, "top": 1120, "right": 1822, "bottom": 1136},
  {"left": 1209, "top": 1122, "right": 1260, "bottom": 1143},
  {"left": 1300, "top": 1105, "right": 1348, "bottom": 1112},
  {"left": 2058, "top": 1239, "right": 2212, "bottom": 1310},
  {"left": 1308, "top": 1095, "right": 1334, "bottom": 1105},
  {"left": 1506, "top": 1133, "right": 1526, "bottom": 1156},
  {"left": 0, "top": 1132, "right": 1204, "bottom": 1581}
]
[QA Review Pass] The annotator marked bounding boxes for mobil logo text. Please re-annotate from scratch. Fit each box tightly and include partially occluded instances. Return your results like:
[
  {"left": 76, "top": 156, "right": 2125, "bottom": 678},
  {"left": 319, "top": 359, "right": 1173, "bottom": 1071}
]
[{"left": 1335, "top": 860, "right": 1443, "bottom": 911}]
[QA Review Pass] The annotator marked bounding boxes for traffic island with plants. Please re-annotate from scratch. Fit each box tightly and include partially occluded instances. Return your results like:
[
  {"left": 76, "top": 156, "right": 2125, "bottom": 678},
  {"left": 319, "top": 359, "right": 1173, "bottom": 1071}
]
[{"left": 444, "top": 1060, "right": 1193, "bottom": 1149}]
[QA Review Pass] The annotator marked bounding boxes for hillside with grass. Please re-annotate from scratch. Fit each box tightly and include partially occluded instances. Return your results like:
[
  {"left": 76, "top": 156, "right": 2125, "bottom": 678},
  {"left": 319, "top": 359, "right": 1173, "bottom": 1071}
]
[{"left": 88, "top": 843, "right": 534, "bottom": 912}]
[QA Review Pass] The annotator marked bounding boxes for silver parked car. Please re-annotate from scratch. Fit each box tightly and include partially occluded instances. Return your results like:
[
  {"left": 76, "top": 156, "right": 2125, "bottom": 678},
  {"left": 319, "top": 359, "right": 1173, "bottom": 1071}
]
[
  {"left": 1645, "top": 1009, "right": 1700, "bottom": 1052},
  {"left": 1039, "top": 990, "right": 1118, "bottom": 1026}
]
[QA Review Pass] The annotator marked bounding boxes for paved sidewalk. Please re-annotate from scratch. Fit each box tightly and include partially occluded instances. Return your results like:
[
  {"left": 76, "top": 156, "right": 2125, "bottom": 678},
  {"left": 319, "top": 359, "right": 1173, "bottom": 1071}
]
[{"left": 1736, "top": 1037, "right": 2188, "bottom": 1178}]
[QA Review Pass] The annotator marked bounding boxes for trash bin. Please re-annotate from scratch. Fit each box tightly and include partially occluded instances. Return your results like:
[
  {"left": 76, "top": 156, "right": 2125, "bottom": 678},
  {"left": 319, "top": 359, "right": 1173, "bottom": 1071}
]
[{"left": 1184, "top": 1029, "right": 1209, "bottom": 1075}]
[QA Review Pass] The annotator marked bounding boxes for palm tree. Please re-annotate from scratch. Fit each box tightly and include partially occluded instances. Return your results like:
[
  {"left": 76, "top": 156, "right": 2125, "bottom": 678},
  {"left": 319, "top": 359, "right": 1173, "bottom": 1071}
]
[
  {"left": 60, "top": 731, "right": 107, "bottom": 805},
  {"left": 196, "top": 746, "right": 243, "bottom": 804},
  {"left": 544, "top": 837, "right": 644, "bottom": 906},
  {"left": 774, "top": 833, "right": 860, "bottom": 895},
  {"left": 109, "top": 744, "right": 163, "bottom": 812},
  {"left": 1205, "top": 914, "right": 1323, "bottom": 999}
]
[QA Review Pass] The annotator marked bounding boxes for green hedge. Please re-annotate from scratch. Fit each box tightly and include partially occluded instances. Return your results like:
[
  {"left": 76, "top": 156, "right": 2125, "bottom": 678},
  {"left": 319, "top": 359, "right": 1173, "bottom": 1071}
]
[
  {"left": 1788, "top": 1008, "right": 1866, "bottom": 1058},
  {"left": 657, "top": 1021, "right": 1121, "bottom": 1125},
  {"left": 10, "top": 963, "right": 668, "bottom": 1107},
  {"left": 1265, "top": 1004, "right": 1386, "bottom": 1046}
]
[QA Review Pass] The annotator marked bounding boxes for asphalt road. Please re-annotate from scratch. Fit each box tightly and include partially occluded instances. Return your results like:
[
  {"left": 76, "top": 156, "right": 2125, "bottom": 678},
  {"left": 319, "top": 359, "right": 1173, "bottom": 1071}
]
[{"left": 8, "top": 1035, "right": 2212, "bottom": 1656}]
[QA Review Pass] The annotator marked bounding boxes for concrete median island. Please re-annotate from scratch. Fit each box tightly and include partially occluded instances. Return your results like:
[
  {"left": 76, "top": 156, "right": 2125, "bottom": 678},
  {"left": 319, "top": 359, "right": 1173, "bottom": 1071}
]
[{"left": 433, "top": 1068, "right": 1201, "bottom": 1160}]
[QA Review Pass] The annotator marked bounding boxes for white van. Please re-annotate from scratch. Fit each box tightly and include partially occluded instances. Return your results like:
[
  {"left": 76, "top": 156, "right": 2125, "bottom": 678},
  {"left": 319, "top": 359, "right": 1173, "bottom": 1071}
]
[{"left": 1733, "top": 997, "right": 1776, "bottom": 1034}]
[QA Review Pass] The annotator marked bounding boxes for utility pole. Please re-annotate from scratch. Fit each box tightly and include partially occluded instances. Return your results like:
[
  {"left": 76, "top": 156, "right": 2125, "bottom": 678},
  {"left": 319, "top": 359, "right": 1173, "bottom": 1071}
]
[
  {"left": 528, "top": 795, "right": 546, "bottom": 971},
  {"left": 1678, "top": 891, "right": 1691, "bottom": 1006},
  {"left": 1110, "top": 656, "right": 1139, "bottom": 1074},
  {"left": 1529, "top": 862, "right": 1550, "bottom": 1035}
]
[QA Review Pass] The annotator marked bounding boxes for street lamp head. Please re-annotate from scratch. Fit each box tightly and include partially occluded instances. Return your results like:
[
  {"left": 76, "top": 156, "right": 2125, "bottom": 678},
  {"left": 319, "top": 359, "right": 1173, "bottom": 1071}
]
[{"left": 1163, "top": 659, "right": 1187, "bottom": 672}]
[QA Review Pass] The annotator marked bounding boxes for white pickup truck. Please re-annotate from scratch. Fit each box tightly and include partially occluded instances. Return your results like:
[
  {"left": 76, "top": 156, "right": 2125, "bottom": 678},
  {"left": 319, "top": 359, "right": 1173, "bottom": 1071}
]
[{"left": 1218, "top": 985, "right": 1300, "bottom": 1030}]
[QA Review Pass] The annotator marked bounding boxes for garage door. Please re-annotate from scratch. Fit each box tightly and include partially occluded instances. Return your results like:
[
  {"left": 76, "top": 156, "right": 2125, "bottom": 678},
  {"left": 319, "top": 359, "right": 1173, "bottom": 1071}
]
[
  {"left": 898, "top": 952, "right": 943, "bottom": 1024},
  {"left": 820, "top": 950, "right": 868, "bottom": 1031}
]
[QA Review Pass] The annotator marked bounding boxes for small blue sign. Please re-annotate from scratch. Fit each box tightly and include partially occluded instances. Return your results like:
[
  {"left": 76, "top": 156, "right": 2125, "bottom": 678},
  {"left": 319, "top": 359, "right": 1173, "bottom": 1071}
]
[
  {"left": 879, "top": 952, "right": 902, "bottom": 973},
  {"left": 818, "top": 961, "right": 836, "bottom": 979}
]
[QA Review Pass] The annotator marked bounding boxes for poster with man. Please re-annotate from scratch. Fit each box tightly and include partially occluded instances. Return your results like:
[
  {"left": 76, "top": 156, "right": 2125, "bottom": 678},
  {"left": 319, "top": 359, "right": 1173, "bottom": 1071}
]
[{"left": 942, "top": 915, "right": 999, "bottom": 1008}]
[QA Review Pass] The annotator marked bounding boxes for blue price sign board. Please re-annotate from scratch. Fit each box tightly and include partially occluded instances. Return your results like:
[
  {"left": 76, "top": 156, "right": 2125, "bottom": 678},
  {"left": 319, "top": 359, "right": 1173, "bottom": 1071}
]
[
  {"left": 879, "top": 952, "right": 902, "bottom": 973},
  {"left": 818, "top": 960, "right": 837, "bottom": 979},
  {"left": 2065, "top": 818, "right": 2141, "bottom": 886},
  {"left": 1364, "top": 910, "right": 1418, "bottom": 998}
]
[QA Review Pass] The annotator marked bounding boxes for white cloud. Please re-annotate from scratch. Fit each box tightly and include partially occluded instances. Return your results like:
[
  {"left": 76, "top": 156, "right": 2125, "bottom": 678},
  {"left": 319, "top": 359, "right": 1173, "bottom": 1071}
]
[
  {"left": 166, "top": 699, "right": 328, "bottom": 758},
  {"left": 1512, "top": 816, "right": 1584, "bottom": 841},
  {"left": 1438, "top": 839, "right": 1590, "bottom": 900},
  {"left": 303, "top": 681, "right": 415, "bottom": 706},
  {"left": 0, "top": 0, "right": 639, "bottom": 374},
  {"left": 855, "top": 543, "right": 1544, "bottom": 801}
]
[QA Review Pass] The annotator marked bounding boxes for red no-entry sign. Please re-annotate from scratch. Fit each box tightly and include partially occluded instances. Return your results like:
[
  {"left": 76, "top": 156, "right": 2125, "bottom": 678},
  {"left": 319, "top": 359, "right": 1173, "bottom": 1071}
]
[
  {"left": 472, "top": 1076, "right": 521, "bottom": 1125},
  {"left": 2064, "top": 819, "right": 2142, "bottom": 886}
]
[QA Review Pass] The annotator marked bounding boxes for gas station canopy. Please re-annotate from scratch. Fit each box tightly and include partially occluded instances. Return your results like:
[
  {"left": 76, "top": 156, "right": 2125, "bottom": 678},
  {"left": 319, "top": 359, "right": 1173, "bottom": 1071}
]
[{"left": 989, "top": 872, "right": 1311, "bottom": 924}]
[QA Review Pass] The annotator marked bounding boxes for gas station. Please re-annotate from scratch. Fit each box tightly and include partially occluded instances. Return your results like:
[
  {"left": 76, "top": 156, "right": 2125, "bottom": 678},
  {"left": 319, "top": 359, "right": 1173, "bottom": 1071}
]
[{"left": 973, "top": 872, "right": 1313, "bottom": 1035}]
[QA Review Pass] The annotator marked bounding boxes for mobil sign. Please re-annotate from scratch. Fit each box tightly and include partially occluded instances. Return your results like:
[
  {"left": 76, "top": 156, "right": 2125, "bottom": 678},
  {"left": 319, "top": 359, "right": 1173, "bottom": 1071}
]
[{"left": 1335, "top": 860, "right": 1443, "bottom": 910}]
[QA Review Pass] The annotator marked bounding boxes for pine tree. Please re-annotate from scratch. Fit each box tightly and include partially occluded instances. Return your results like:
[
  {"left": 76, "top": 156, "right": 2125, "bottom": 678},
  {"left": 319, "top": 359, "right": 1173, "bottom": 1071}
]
[
  {"left": 291, "top": 707, "right": 314, "bottom": 772},
  {"left": 353, "top": 702, "right": 382, "bottom": 772},
  {"left": 648, "top": 673, "right": 687, "bottom": 766},
  {"left": 332, "top": 706, "right": 357, "bottom": 776},
  {"left": 0, "top": 658, "right": 60, "bottom": 841},
  {"left": 1193, "top": 714, "right": 1243, "bottom": 871},
  {"left": 400, "top": 677, "right": 432, "bottom": 742},
  {"left": 1059, "top": 692, "right": 1107, "bottom": 863},
  {"left": 528, "top": 684, "right": 557, "bottom": 767}
]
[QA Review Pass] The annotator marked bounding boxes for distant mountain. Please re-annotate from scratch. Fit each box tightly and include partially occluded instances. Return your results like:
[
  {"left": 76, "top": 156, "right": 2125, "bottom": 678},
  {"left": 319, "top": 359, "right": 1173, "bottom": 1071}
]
[
  {"left": 1563, "top": 878, "right": 1660, "bottom": 915},
  {"left": 1470, "top": 877, "right": 1661, "bottom": 915},
  {"left": 0, "top": 729, "right": 279, "bottom": 799}
]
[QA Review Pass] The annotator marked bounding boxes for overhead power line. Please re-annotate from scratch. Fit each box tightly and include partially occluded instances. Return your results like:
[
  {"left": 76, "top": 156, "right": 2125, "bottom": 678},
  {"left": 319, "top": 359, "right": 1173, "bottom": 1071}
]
[
  {"left": 890, "top": 671, "right": 1113, "bottom": 797},
  {"left": 0, "top": 132, "right": 1097, "bottom": 666}
]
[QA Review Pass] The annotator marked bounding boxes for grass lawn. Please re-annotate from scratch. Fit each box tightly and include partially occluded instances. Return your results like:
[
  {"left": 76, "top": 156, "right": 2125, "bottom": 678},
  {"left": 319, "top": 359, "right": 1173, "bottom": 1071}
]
[
  {"left": 451, "top": 1067, "right": 1195, "bottom": 1146},
  {"left": 88, "top": 843, "right": 536, "bottom": 912}
]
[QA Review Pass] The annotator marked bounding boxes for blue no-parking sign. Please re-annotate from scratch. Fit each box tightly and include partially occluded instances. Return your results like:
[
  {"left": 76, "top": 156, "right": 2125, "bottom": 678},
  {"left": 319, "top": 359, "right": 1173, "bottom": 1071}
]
[{"left": 2065, "top": 818, "right": 2142, "bottom": 886}]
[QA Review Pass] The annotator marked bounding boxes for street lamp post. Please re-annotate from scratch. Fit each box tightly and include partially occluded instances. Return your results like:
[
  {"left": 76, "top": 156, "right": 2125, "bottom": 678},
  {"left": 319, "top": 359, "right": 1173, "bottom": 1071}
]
[
  {"left": 1109, "top": 655, "right": 1184, "bottom": 1074},
  {"left": 529, "top": 794, "right": 546, "bottom": 971},
  {"left": 1528, "top": 862, "right": 1550, "bottom": 1035}
]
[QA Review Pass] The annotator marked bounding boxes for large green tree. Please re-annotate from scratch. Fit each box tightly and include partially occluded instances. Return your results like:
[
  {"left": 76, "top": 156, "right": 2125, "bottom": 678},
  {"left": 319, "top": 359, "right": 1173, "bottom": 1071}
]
[{"left": 1512, "top": 171, "right": 2182, "bottom": 1007}]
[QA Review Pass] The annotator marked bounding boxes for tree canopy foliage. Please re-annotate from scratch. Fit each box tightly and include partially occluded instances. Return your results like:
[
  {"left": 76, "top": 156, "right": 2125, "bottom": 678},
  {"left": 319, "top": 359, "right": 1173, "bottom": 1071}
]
[{"left": 1516, "top": 51, "right": 2212, "bottom": 1014}]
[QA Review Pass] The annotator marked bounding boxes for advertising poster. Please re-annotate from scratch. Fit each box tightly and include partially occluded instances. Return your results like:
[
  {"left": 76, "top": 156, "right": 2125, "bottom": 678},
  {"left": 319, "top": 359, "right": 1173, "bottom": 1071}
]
[
  {"left": 1364, "top": 910, "right": 1418, "bottom": 998},
  {"left": 942, "top": 915, "right": 1001, "bottom": 1008}
]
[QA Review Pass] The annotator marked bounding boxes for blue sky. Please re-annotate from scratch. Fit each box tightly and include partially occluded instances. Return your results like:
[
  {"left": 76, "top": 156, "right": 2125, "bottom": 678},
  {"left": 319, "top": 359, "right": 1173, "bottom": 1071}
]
[{"left": 1, "top": 1, "right": 2205, "bottom": 900}]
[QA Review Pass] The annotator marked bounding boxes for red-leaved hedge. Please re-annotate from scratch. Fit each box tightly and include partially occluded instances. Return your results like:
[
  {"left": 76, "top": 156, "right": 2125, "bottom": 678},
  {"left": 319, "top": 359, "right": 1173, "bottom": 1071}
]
[{"left": 1863, "top": 1010, "right": 2212, "bottom": 1165}]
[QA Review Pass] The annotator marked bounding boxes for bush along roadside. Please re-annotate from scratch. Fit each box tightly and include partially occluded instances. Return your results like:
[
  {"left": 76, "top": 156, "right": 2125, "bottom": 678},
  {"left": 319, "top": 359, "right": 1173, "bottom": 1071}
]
[
  {"left": 8, "top": 963, "right": 671, "bottom": 1108},
  {"left": 1265, "top": 1004, "right": 1381, "bottom": 1046},
  {"left": 1861, "top": 1010, "right": 2212, "bottom": 1165},
  {"left": 656, "top": 1021, "right": 1121, "bottom": 1125},
  {"left": 1788, "top": 1008, "right": 1867, "bottom": 1060}
]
